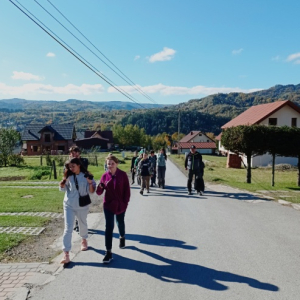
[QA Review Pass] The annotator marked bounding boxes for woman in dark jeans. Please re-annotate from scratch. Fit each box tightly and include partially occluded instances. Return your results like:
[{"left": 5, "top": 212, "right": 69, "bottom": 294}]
[{"left": 96, "top": 155, "right": 131, "bottom": 264}]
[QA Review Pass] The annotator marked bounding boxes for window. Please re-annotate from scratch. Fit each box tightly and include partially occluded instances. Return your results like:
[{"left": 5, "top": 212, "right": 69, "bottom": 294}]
[
  {"left": 33, "top": 146, "right": 38, "bottom": 152},
  {"left": 268, "top": 118, "right": 277, "bottom": 126},
  {"left": 292, "top": 118, "right": 297, "bottom": 127},
  {"left": 45, "top": 134, "right": 51, "bottom": 142},
  {"left": 58, "top": 145, "right": 65, "bottom": 151}
]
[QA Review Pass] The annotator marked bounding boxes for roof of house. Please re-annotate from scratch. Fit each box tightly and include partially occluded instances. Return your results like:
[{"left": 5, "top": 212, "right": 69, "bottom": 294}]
[
  {"left": 177, "top": 142, "right": 217, "bottom": 149},
  {"left": 21, "top": 123, "right": 75, "bottom": 141},
  {"left": 84, "top": 130, "right": 113, "bottom": 142},
  {"left": 179, "top": 131, "right": 211, "bottom": 142},
  {"left": 221, "top": 100, "right": 300, "bottom": 129}
]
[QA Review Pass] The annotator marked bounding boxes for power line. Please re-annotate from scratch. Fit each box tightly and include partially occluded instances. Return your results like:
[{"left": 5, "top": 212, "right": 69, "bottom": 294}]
[
  {"left": 44, "top": 0, "right": 157, "bottom": 105},
  {"left": 13, "top": 0, "right": 144, "bottom": 108},
  {"left": 9, "top": 0, "right": 147, "bottom": 109}
]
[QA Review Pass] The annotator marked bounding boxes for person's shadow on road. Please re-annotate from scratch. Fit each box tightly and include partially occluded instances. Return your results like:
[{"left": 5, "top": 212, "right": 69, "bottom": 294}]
[
  {"left": 67, "top": 246, "right": 279, "bottom": 292},
  {"left": 88, "top": 229, "right": 197, "bottom": 250}
]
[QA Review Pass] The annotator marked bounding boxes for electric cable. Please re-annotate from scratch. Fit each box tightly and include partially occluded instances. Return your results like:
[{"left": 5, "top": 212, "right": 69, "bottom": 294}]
[
  {"left": 9, "top": 0, "right": 147, "bottom": 109},
  {"left": 44, "top": 0, "right": 157, "bottom": 104}
]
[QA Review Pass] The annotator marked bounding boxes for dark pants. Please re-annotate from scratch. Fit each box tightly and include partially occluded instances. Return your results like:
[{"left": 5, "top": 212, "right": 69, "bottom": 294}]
[
  {"left": 187, "top": 169, "right": 203, "bottom": 192},
  {"left": 157, "top": 166, "right": 166, "bottom": 186},
  {"left": 131, "top": 170, "right": 135, "bottom": 183},
  {"left": 151, "top": 170, "right": 157, "bottom": 185},
  {"left": 104, "top": 209, "right": 125, "bottom": 251}
]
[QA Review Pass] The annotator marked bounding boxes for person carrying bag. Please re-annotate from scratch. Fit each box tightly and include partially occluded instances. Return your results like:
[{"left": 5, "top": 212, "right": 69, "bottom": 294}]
[{"left": 59, "top": 158, "right": 96, "bottom": 264}]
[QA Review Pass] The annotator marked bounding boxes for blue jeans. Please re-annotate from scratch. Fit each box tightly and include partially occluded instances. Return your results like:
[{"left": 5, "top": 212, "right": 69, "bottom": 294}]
[{"left": 104, "top": 209, "right": 125, "bottom": 251}]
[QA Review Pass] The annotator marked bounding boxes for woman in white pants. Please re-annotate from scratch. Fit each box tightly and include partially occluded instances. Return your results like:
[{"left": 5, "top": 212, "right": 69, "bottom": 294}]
[{"left": 59, "top": 157, "right": 96, "bottom": 264}]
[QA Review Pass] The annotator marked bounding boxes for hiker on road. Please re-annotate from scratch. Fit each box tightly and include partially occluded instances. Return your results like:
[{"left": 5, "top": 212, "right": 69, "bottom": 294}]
[
  {"left": 59, "top": 158, "right": 96, "bottom": 264},
  {"left": 138, "top": 152, "right": 153, "bottom": 195},
  {"left": 67, "top": 146, "right": 89, "bottom": 233},
  {"left": 96, "top": 155, "right": 131, "bottom": 264},
  {"left": 157, "top": 148, "right": 167, "bottom": 189},
  {"left": 130, "top": 151, "right": 138, "bottom": 185},
  {"left": 149, "top": 150, "right": 157, "bottom": 187},
  {"left": 185, "top": 145, "right": 204, "bottom": 196}
]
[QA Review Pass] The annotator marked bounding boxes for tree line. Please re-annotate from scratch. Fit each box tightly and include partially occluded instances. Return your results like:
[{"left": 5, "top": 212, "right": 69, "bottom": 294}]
[{"left": 221, "top": 125, "right": 300, "bottom": 186}]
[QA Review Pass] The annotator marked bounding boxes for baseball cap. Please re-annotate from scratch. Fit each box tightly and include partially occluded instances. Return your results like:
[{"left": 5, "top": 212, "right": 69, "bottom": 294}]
[{"left": 190, "top": 145, "right": 196, "bottom": 149}]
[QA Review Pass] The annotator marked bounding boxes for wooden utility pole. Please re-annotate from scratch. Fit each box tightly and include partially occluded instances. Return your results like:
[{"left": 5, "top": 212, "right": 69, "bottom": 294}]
[{"left": 178, "top": 109, "right": 180, "bottom": 154}]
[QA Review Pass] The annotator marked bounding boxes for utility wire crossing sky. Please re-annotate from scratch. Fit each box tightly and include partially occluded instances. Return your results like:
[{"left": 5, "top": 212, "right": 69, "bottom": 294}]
[{"left": 0, "top": 0, "right": 300, "bottom": 105}]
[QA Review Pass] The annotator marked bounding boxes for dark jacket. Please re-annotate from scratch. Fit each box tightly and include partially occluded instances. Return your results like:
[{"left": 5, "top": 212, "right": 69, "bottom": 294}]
[
  {"left": 185, "top": 151, "right": 203, "bottom": 171},
  {"left": 80, "top": 157, "right": 89, "bottom": 170},
  {"left": 131, "top": 156, "right": 137, "bottom": 170},
  {"left": 138, "top": 158, "right": 152, "bottom": 176},
  {"left": 96, "top": 168, "right": 130, "bottom": 214}
]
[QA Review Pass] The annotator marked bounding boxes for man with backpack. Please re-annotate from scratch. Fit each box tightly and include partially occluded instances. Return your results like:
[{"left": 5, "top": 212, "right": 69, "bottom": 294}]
[
  {"left": 149, "top": 150, "right": 157, "bottom": 187},
  {"left": 184, "top": 145, "right": 204, "bottom": 196}
]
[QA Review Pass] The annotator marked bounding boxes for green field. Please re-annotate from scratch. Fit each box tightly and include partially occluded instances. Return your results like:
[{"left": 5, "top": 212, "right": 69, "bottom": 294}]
[{"left": 170, "top": 154, "right": 300, "bottom": 203}]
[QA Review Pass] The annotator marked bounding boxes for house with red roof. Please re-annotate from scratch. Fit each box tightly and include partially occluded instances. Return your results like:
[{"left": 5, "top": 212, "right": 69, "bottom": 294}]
[
  {"left": 173, "top": 131, "right": 216, "bottom": 154},
  {"left": 217, "top": 100, "right": 300, "bottom": 167}
]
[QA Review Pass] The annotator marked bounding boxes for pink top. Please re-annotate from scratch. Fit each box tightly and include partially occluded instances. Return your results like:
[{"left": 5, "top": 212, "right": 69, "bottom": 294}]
[{"left": 96, "top": 168, "right": 130, "bottom": 214}]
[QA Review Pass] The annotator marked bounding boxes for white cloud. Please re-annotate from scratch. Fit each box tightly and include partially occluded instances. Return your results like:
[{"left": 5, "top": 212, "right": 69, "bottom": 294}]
[
  {"left": 286, "top": 52, "right": 300, "bottom": 63},
  {"left": 108, "top": 84, "right": 261, "bottom": 96},
  {"left": 148, "top": 47, "right": 176, "bottom": 63},
  {"left": 134, "top": 55, "right": 140, "bottom": 61},
  {"left": 11, "top": 71, "right": 44, "bottom": 81},
  {"left": 0, "top": 83, "right": 104, "bottom": 96},
  {"left": 232, "top": 48, "right": 244, "bottom": 55},
  {"left": 46, "top": 52, "right": 56, "bottom": 57}
]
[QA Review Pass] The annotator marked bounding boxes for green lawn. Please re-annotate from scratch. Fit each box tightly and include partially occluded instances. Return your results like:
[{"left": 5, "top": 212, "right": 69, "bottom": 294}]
[
  {"left": 170, "top": 154, "right": 300, "bottom": 203},
  {"left": 0, "top": 188, "right": 63, "bottom": 212},
  {"left": 0, "top": 234, "right": 26, "bottom": 258}
]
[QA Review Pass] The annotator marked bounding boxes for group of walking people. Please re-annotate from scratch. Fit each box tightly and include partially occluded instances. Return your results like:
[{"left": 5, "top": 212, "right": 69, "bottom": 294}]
[
  {"left": 130, "top": 148, "right": 167, "bottom": 195},
  {"left": 58, "top": 144, "right": 204, "bottom": 265}
]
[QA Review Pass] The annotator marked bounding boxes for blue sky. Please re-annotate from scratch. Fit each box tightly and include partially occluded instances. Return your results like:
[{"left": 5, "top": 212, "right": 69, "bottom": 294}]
[{"left": 0, "top": 0, "right": 300, "bottom": 105}]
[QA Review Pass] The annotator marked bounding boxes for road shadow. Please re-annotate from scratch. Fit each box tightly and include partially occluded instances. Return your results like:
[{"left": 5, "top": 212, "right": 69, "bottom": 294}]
[
  {"left": 67, "top": 246, "right": 279, "bottom": 292},
  {"left": 204, "top": 190, "right": 271, "bottom": 202},
  {"left": 88, "top": 230, "right": 197, "bottom": 250}
]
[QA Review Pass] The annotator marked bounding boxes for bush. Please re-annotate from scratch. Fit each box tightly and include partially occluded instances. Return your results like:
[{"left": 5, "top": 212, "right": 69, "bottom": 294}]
[
  {"left": 28, "top": 168, "right": 51, "bottom": 180},
  {"left": 7, "top": 154, "right": 25, "bottom": 166}
]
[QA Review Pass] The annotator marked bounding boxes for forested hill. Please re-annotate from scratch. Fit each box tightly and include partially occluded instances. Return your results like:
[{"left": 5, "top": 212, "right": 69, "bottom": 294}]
[
  {"left": 120, "top": 84, "right": 300, "bottom": 135},
  {"left": 120, "top": 110, "right": 230, "bottom": 136},
  {"left": 174, "top": 84, "right": 300, "bottom": 118}
]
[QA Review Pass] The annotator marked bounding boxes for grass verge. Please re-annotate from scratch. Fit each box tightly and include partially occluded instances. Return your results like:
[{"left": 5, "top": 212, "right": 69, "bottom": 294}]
[{"left": 169, "top": 154, "right": 300, "bottom": 203}]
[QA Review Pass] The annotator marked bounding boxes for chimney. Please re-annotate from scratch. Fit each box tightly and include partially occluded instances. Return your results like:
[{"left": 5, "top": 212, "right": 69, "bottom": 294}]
[{"left": 191, "top": 131, "right": 193, "bottom": 135}]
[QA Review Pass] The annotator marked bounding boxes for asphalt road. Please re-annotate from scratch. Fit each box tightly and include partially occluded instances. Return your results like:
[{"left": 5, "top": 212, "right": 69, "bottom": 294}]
[{"left": 29, "top": 159, "right": 300, "bottom": 300}]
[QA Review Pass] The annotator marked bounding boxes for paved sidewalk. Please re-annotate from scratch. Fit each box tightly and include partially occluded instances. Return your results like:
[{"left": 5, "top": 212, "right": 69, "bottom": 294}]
[
  {"left": 0, "top": 263, "right": 49, "bottom": 300},
  {"left": 0, "top": 213, "right": 101, "bottom": 300}
]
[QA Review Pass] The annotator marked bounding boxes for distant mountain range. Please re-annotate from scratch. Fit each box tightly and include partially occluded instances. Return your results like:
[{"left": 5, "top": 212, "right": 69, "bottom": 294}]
[
  {"left": 1, "top": 83, "right": 300, "bottom": 135},
  {"left": 0, "top": 98, "right": 165, "bottom": 111}
]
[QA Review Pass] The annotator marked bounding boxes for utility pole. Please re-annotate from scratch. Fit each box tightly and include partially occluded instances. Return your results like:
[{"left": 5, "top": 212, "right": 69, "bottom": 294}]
[{"left": 178, "top": 109, "right": 180, "bottom": 154}]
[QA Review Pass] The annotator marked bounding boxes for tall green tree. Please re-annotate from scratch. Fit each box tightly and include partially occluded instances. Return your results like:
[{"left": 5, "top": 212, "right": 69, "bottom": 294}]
[
  {"left": 221, "top": 125, "right": 268, "bottom": 183},
  {"left": 265, "top": 126, "right": 292, "bottom": 186},
  {"left": 0, "top": 128, "right": 21, "bottom": 167}
]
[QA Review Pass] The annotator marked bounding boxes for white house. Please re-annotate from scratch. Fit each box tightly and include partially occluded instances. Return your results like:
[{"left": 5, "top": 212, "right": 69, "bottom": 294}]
[
  {"left": 174, "top": 131, "right": 216, "bottom": 154},
  {"left": 217, "top": 100, "right": 300, "bottom": 167}
]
